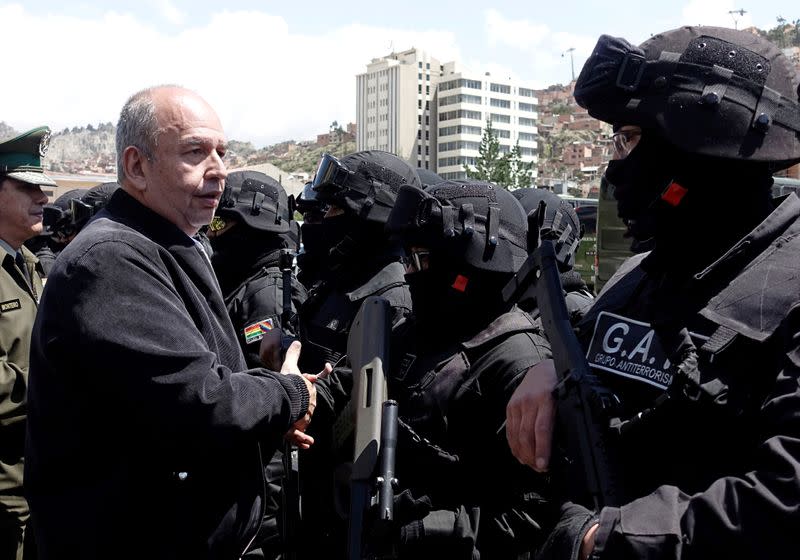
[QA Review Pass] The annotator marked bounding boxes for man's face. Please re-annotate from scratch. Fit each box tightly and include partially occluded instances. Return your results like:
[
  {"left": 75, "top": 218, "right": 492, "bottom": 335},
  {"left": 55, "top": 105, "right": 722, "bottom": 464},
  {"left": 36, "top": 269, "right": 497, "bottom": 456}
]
[
  {"left": 140, "top": 89, "right": 228, "bottom": 236},
  {"left": 0, "top": 178, "right": 48, "bottom": 249}
]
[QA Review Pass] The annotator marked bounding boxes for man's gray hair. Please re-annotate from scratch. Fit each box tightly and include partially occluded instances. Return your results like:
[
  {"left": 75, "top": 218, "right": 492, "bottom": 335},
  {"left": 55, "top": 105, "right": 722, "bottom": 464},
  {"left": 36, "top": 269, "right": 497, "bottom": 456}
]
[{"left": 115, "top": 85, "right": 182, "bottom": 184}]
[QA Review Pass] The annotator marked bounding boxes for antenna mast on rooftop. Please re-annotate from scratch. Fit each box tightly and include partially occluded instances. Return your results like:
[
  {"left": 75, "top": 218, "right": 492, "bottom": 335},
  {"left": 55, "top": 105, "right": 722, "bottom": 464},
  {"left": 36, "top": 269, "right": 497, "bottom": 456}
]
[{"left": 728, "top": 9, "right": 747, "bottom": 30}]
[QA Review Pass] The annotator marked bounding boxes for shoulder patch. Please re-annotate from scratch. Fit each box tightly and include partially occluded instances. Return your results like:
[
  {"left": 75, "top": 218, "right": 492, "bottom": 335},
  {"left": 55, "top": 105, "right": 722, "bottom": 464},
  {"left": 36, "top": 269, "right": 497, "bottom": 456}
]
[
  {"left": 243, "top": 317, "right": 276, "bottom": 344},
  {"left": 0, "top": 299, "right": 22, "bottom": 313}
]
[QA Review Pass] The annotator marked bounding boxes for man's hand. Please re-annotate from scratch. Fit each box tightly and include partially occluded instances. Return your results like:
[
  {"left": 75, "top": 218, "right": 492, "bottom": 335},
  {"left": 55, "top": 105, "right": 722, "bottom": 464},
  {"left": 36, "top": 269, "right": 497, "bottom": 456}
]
[
  {"left": 506, "top": 359, "right": 557, "bottom": 472},
  {"left": 281, "top": 341, "right": 333, "bottom": 449}
]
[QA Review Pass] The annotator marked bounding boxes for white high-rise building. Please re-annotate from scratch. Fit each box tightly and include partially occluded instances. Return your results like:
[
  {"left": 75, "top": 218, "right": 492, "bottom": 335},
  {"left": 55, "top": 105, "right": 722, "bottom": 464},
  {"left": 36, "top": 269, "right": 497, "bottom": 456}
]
[
  {"left": 433, "top": 62, "right": 538, "bottom": 183},
  {"left": 356, "top": 48, "right": 441, "bottom": 169}
]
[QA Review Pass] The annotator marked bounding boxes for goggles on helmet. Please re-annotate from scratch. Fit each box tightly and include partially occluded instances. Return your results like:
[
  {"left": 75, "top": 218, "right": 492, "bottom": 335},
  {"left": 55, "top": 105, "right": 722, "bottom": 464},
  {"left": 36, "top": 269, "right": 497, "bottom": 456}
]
[{"left": 311, "top": 153, "right": 354, "bottom": 196}]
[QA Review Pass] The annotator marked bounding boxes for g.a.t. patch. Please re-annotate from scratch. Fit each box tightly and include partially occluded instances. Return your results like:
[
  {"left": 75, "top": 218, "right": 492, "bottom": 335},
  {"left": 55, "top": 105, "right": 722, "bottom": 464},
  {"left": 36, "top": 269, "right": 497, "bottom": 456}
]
[
  {"left": 586, "top": 311, "right": 706, "bottom": 390},
  {"left": 243, "top": 318, "right": 276, "bottom": 344}
]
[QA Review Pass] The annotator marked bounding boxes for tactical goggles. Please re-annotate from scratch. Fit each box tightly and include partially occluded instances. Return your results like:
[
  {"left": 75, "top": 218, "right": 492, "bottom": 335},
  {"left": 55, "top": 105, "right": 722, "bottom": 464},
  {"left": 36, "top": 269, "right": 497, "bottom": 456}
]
[
  {"left": 70, "top": 198, "right": 95, "bottom": 225},
  {"left": 311, "top": 153, "right": 354, "bottom": 195},
  {"left": 401, "top": 248, "right": 431, "bottom": 273},
  {"left": 611, "top": 127, "right": 642, "bottom": 160}
]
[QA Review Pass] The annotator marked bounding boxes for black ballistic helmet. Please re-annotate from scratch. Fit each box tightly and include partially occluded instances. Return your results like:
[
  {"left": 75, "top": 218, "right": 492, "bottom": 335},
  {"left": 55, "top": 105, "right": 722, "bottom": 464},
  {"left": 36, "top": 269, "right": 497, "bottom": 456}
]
[
  {"left": 42, "top": 188, "right": 89, "bottom": 236},
  {"left": 217, "top": 170, "right": 293, "bottom": 234},
  {"left": 415, "top": 168, "right": 445, "bottom": 189},
  {"left": 311, "top": 150, "right": 421, "bottom": 224},
  {"left": 387, "top": 180, "right": 528, "bottom": 274},
  {"left": 513, "top": 188, "right": 583, "bottom": 270},
  {"left": 73, "top": 182, "right": 119, "bottom": 228},
  {"left": 574, "top": 26, "right": 800, "bottom": 168}
]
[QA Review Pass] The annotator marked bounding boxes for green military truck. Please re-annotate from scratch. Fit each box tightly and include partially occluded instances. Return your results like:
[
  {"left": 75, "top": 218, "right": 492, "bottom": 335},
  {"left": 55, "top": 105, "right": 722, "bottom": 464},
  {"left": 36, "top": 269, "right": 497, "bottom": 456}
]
[
  {"left": 559, "top": 195, "right": 598, "bottom": 293},
  {"left": 594, "top": 176, "right": 800, "bottom": 293}
]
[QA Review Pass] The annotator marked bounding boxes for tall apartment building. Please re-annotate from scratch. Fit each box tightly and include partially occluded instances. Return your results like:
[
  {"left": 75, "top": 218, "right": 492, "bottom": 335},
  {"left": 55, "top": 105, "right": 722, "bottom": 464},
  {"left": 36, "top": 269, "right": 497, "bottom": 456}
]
[
  {"left": 433, "top": 62, "right": 538, "bottom": 182},
  {"left": 356, "top": 52, "right": 538, "bottom": 183},
  {"left": 356, "top": 48, "right": 441, "bottom": 169}
]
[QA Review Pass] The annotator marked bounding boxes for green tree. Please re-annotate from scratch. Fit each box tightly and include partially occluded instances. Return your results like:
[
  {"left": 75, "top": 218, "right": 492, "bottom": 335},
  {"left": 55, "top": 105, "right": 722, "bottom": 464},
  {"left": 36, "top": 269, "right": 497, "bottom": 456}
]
[
  {"left": 506, "top": 142, "right": 534, "bottom": 190},
  {"left": 464, "top": 120, "right": 510, "bottom": 185}
]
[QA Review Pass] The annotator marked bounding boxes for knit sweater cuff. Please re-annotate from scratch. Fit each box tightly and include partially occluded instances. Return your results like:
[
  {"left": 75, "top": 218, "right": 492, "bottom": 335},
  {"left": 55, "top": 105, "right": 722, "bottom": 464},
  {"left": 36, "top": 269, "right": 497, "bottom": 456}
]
[{"left": 285, "top": 374, "right": 310, "bottom": 424}]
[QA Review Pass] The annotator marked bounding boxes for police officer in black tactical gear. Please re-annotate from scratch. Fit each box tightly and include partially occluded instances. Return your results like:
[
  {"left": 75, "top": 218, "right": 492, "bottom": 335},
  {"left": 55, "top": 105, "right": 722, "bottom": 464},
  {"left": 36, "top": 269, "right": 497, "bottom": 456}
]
[
  {"left": 308, "top": 181, "right": 556, "bottom": 559},
  {"left": 27, "top": 188, "right": 89, "bottom": 276},
  {"left": 295, "top": 181, "right": 329, "bottom": 290},
  {"left": 297, "top": 150, "right": 415, "bottom": 373},
  {"left": 208, "top": 169, "right": 306, "bottom": 559},
  {"left": 512, "top": 188, "right": 594, "bottom": 323},
  {"left": 512, "top": 26, "right": 800, "bottom": 560},
  {"left": 209, "top": 170, "right": 305, "bottom": 367}
]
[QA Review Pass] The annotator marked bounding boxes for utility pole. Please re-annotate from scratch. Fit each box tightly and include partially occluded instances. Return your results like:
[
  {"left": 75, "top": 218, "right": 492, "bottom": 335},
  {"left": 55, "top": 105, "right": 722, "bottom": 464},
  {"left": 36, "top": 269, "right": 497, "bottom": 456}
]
[
  {"left": 562, "top": 47, "right": 576, "bottom": 82},
  {"left": 728, "top": 9, "right": 747, "bottom": 30}
]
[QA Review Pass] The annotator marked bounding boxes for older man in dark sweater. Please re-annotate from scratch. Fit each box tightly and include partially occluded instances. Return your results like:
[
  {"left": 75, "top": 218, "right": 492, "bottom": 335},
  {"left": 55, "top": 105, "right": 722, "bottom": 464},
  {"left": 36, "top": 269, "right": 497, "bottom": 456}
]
[{"left": 25, "top": 86, "right": 316, "bottom": 559}]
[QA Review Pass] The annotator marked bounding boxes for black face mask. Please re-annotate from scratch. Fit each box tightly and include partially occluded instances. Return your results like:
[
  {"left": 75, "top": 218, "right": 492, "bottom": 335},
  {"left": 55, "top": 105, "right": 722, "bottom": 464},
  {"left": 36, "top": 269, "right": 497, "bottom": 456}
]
[
  {"left": 604, "top": 133, "right": 676, "bottom": 243},
  {"left": 407, "top": 264, "right": 507, "bottom": 345},
  {"left": 210, "top": 228, "right": 282, "bottom": 294}
]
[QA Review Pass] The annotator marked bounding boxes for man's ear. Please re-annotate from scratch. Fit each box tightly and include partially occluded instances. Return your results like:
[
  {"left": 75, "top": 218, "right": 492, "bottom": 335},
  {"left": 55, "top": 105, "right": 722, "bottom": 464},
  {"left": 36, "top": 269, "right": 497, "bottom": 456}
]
[{"left": 122, "top": 146, "right": 148, "bottom": 193}]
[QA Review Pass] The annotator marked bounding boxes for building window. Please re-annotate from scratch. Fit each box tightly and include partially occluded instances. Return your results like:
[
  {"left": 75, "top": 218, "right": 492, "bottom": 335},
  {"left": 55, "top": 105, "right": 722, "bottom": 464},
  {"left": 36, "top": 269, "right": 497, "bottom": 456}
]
[
  {"left": 418, "top": 115, "right": 422, "bottom": 124},
  {"left": 518, "top": 132, "right": 537, "bottom": 141},
  {"left": 519, "top": 117, "right": 536, "bottom": 127},
  {"left": 426, "top": 62, "right": 430, "bottom": 69},
  {"left": 418, "top": 62, "right": 423, "bottom": 68},
  {"left": 439, "top": 94, "right": 482, "bottom": 107},
  {"left": 417, "top": 130, "right": 422, "bottom": 139},
  {"left": 439, "top": 110, "right": 482, "bottom": 121},
  {"left": 418, "top": 73, "right": 422, "bottom": 80},
  {"left": 426, "top": 85, "right": 430, "bottom": 95},
  {"left": 519, "top": 102, "right": 536, "bottom": 112},
  {"left": 489, "top": 113, "right": 511, "bottom": 123},
  {"left": 519, "top": 87, "right": 535, "bottom": 97},
  {"left": 490, "top": 98, "right": 511, "bottom": 109},
  {"left": 490, "top": 83, "right": 511, "bottom": 94},
  {"left": 418, "top": 99, "right": 422, "bottom": 109},
  {"left": 425, "top": 130, "right": 429, "bottom": 140},
  {"left": 425, "top": 115, "right": 429, "bottom": 125},
  {"left": 418, "top": 145, "right": 422, "bottom": 155},
  {"left": 418, "top": 84, "right": 422, "bottom": 94},
  {"left": 493, "top": 128, "right": 511, "bottom": 139},
  {"left": 425, "top": 101, "right": 430, "bottom": 110},
  {"left": 425, "top": 161, "right": 429, "bottom": 169},
  {"left": 425, "top": 145, "right": 429, "bottom": 155}
]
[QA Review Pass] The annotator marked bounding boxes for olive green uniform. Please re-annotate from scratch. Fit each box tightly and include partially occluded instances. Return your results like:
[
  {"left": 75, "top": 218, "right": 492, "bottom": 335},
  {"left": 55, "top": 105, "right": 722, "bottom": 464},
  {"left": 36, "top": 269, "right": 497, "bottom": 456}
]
[{"left": 0, "top": 245, "right": 42, "bottom": 560}]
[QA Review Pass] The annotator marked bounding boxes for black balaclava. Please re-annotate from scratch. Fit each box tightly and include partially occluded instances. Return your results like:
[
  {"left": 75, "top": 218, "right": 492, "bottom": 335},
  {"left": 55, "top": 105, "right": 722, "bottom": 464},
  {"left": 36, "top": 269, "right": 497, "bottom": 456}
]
[
  {"left": 407, "top": 256, "right": 511, "bottom": 347},
  {"left": 297, "top": 221, "right": 328, "bottom": 288},
  {"left": 210, "top": 227, "right": 288, "bottom": 296},
  {"left": 604, "top": 130, "right": 775, "bottom": 275}
]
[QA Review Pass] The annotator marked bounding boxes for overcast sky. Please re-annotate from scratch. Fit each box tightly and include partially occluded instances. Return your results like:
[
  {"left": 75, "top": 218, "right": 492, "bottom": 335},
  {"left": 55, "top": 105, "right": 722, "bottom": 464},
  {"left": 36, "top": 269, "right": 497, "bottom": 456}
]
[{"left": 1, "top": 0, "right": 794, "bottom": 146}]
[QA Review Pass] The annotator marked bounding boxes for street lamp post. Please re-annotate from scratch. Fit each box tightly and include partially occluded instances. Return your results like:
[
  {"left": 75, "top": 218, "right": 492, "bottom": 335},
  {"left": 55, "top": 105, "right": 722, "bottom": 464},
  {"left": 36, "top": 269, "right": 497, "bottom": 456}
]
[{"left": 562, "top": 47, "right": 576, "bottom": 82}]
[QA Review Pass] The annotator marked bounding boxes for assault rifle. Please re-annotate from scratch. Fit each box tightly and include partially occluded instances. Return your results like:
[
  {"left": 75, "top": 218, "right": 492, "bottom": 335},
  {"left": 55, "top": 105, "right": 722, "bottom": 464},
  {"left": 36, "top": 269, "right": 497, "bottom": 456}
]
[
  {"left": 502, "top": 201, "right": 619, "bottom": 510},
  {"left": 346, "top": 296, "right": 399, "bottom": 559},
  {"left": 279, "top": 248, "right": 300, "bottom": 560}
]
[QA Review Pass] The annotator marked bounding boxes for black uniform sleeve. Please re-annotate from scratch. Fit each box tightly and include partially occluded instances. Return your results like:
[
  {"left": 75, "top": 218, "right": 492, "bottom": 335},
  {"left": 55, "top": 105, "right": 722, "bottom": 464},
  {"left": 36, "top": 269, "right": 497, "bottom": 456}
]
[
  {"left": 58, "top": 240, "right": 308, "bottom": 451},
  {"left": 594, "top": 320, "right": 800, "bottom": 559}
]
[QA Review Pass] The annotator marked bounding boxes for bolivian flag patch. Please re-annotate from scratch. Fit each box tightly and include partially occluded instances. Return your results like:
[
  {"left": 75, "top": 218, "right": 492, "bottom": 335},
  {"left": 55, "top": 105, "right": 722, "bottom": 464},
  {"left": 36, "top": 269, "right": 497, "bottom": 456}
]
[{"left": 244, "top": 318, "right": 276, "bottom": 344}]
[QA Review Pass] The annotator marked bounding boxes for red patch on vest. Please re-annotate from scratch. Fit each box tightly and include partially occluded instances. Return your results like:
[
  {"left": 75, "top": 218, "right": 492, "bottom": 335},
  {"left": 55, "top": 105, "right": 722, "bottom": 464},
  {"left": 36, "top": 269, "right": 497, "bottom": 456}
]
[
  {"left": 661, "top": 181, "right": 688, "bottom": 206},
  {"left": 452, "top": 274, "right": 469, "bottom": 292}
]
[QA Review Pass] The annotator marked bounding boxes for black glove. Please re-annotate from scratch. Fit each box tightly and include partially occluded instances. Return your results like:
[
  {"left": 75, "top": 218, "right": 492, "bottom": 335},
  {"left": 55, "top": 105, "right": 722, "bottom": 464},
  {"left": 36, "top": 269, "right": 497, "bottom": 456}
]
[
  {"left": 366, "top": 489, "right": 433, "bottom": 552},
  {"left": 536, "top": 502, "right": 597, "bottom": 560}
]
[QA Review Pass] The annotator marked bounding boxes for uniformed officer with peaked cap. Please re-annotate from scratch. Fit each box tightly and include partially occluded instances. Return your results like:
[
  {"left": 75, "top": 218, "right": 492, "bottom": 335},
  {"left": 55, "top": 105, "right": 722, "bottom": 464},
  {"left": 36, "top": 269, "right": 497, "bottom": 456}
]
[{"left": 0, "top": 126, "right": 54, "bottom": 560}]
